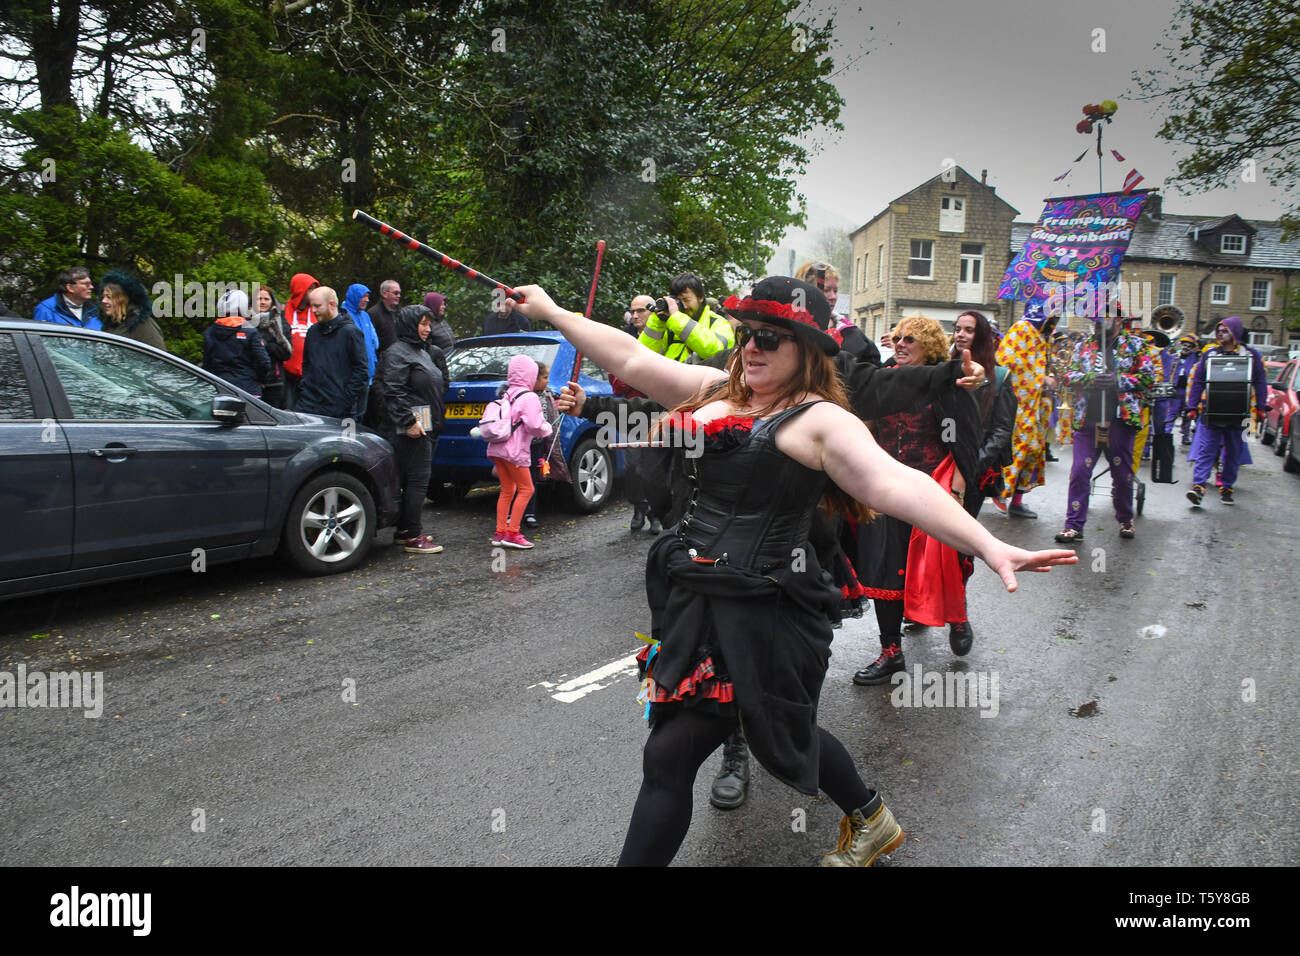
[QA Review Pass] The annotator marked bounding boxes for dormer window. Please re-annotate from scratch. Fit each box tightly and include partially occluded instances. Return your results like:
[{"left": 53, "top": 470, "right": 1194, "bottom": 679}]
[
  {"left": 939, "top": 196, "right": 965, "bottom": 232},
  {"left": 1221, "top": 234, "right": 1245, "bottom": 254}
]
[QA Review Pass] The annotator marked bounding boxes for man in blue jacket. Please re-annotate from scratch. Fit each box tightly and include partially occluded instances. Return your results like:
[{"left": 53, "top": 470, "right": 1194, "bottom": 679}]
[
  {"left": 33, "top": 267, "right": 101, "bottom": 329},
  {"left": 294, "top": 286, "right": 369, "bottom": 420}
]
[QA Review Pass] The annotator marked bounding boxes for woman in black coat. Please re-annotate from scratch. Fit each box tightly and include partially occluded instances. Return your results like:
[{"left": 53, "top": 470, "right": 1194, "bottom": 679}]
[
  {"left": 951, "top": 310, "right": 1017, "bottom": 519},
  {"left": 252, "top": 285, "right": 293, "bottom": 407},
  {"left": 378, "top": 305, "right": 448, "bottom": 554}
]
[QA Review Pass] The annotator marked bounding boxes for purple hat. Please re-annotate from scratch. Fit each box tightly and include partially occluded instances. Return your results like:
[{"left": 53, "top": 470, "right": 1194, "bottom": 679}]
[
  {"left": 423, "top": 292, "right": 445, "bottom": 315},
  {"left": 1217, "top": 316, "right": 1245, "bottom": 345}
]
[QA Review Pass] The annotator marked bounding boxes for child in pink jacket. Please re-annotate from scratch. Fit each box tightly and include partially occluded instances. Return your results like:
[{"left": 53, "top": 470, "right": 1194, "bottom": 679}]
[{"left": 488, "top": 355, "right": 553, "bottom": 549}]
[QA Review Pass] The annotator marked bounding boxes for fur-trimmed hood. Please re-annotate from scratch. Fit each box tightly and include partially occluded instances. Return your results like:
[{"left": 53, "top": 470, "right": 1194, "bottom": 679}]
[{"left": 99, "top": 269, "right": 153, "bottom": 332}]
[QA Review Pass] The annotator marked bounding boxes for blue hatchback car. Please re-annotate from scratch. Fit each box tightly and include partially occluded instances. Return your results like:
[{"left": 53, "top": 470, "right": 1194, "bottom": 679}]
[
  {"left": 434, "top": 331, "right": 623, "bottom": 511},
  {"left": 0, "top": 319, "right": 400, "bottom": 600}
]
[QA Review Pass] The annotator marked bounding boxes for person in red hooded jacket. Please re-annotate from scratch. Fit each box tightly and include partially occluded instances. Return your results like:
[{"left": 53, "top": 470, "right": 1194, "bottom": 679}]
[{"left": 282, "top": 272, "right": 320, "bottom": 409}]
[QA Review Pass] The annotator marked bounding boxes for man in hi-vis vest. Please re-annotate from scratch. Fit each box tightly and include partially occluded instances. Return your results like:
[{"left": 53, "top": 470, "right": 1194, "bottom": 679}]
[{"left": 639, "top": 272, "right": 734, "bottom": 363}]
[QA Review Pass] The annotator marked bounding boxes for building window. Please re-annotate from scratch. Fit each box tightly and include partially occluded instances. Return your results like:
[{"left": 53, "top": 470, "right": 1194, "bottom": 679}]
[
  {"left": 1220, "top": 234, "right": 1245, "bottom": 254},
  {"left": 908, "top": 239, "right": 934, "bottom": 279},
  {"left": 1252, "top": 279, "right": 1271, "bottom": 309},
  {"left": 939, "top": 196, "right": 966, "bottom": 233},
  {"left": 1248, "top": 331, "right": 1272, "bottom": 347},
  {"left": 877, "top": 244, "right": 884, "bottom": 285},
  {"left": 1211, "top": 283, "right": 1230, "bottom": 305},
  {"left": 959, "top": 243, "right": 984, "bottom": 284},
  {"left": 860, "top": 254, "right": 867, "bottom": 293},
  {"left": 1158, "top": 274, "right": 1176, "bottom": 306}
]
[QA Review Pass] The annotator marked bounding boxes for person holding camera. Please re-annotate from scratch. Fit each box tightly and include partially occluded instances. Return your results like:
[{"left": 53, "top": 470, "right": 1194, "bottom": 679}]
[{"left": 638, "top": 273, "right": 734, "bottom": 364}]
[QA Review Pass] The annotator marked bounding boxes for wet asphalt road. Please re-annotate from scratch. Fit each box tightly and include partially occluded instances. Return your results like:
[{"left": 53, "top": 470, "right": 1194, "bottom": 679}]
[{"left": 2, "top": 440, "right": 1297, "bottom": 867}]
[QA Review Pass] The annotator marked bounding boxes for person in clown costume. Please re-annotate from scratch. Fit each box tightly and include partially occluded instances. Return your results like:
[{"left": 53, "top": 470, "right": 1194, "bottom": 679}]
[{"left": 994, "top": 302, "right": 1059, "bottom": 517}]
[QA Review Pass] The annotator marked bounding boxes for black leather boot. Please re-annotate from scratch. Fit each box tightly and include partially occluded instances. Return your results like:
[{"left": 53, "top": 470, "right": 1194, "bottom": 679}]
[
  {"left": 948, "top": 620, "right": 973, "bottom": 656},
  {"left": 709, "top": 729, "right": 751, "bottom": 809},
  {"left": 853, "top": 641, "right": 905, "bottom": 685}
]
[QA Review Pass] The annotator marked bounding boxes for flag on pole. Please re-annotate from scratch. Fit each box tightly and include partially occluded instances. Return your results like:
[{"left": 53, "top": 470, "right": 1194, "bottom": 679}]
[
  {"left": 1122, "top": 168, "right": 1145, "bottom": 194},
  {"left": 1111, "top": 149, "right": 1126, "bottom": 162},
  {"left": 1053, "top": 150, "right": 1091, "bottom": 182}
]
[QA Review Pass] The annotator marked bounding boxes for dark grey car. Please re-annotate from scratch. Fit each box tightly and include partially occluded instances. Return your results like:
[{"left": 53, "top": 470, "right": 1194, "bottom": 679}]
[{"left": 0, "top": 319, "right": 399, "bottom": 599}]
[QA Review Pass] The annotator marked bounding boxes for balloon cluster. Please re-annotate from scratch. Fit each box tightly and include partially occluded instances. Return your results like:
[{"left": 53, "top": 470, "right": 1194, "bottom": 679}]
[{"left": 1076, "top": 100, "right": 1118, "bottom": 134}]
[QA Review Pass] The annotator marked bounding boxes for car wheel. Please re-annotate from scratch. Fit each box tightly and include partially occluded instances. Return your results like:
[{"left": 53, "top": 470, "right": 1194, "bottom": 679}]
[
  {"left": 1261, "top": 427, "right": 1275, "bottom": 446},
  {"left": 281, "top": 471, "right": 376, "bottom": 574},
  {"left": 568, "top": 437, "right": 613, "bottom": 513},
  {"left": 1273, "top": 432, "right": 1287, "bottom": 457},
  {"left": 1286, "top": 447, "right": 1300, "bottom": 474}
]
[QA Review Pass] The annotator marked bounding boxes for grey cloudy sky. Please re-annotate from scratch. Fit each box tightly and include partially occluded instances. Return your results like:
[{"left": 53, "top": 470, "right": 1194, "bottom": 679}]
[{"left": 796, "top": 0, "right": 1287, "bottom": 229}]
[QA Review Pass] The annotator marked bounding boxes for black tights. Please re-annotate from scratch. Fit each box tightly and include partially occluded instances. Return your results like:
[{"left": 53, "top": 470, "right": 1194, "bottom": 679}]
[
  {"left": 875, "top": 598, "right": 904, "bottom": 645},
  {"left": 616, "top": 709, "right": 873, "bottom": 866}
]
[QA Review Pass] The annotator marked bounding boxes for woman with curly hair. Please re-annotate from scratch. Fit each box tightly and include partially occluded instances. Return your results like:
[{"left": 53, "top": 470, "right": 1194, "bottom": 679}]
[
  {"left": 515, "top": 282, "right": 1074, "bottom": 866},
  {"left": 98, "top": 270, "right": 166, "bottom": 350},
  {"left": 847, "top": 315, "right": 984, "bottom": 683}
]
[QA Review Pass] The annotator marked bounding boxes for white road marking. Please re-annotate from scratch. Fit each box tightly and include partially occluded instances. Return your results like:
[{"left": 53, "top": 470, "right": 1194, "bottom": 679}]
[{"left": 531, "top": 652, "right": 640, "bottom": 703}]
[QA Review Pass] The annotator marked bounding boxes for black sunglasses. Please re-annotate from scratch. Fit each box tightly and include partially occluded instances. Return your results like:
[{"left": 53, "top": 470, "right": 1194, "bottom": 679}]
[{"left": 735, "top": 324, "right": 797, "bottom": 351}]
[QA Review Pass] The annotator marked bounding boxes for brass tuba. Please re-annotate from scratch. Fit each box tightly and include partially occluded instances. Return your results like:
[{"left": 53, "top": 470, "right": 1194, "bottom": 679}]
[{"left": 1150, "top": 304, "right": 1185, "bottom": 341}]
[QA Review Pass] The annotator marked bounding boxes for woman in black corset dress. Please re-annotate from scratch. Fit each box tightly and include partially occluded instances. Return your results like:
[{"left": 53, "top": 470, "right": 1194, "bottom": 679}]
[{"left": 513, "top": 278, "right": 1076, "bottom": 867}]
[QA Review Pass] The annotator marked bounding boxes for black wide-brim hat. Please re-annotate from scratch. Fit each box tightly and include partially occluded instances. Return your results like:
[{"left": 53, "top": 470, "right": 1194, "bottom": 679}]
[
  {"left": 1140, "top": 328, "right": 1171, "bottom": 349},
  {"left": 723, "top": 276, "right": 839, "bottom": 355}
]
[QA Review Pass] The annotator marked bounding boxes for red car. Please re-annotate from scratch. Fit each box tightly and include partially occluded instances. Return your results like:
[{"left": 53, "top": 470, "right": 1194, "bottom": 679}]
[{"left": 1262, "top": 357, "right": 1300, "bottom": 457}]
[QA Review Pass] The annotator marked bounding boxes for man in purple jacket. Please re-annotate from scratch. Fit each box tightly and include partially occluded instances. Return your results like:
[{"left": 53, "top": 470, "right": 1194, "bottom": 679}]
[
  {"left": 1173, "top": 332, "right": 1201, "bottom": 445},
  {"left": 1185, "top": 317, "right": 1269, "bottom": 507}
]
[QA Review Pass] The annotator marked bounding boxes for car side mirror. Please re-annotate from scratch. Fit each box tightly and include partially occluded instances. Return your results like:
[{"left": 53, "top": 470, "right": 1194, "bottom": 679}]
[{"left": 212, "top": 395, "right": 246, "bottom": 424}]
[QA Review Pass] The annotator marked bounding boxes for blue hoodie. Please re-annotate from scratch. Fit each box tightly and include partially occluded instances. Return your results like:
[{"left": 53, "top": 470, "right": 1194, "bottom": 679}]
[{"left": 341, "top": 283, "right": 379, "bottom": 383}]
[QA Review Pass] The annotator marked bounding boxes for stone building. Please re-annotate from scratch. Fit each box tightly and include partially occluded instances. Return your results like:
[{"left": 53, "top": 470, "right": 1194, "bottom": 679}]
[{"left": 847, "top": 165, "right": 1019, "bottom": 340}]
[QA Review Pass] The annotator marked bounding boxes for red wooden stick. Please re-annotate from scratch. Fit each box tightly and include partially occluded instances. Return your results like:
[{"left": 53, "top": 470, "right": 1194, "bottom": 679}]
[{"left": 570, "top": 239, "right": 606, "bottom": 382}]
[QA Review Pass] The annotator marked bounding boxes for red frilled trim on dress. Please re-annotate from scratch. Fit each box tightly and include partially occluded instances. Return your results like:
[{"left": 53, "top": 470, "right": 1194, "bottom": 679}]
[
  {"left": 636, "top": 643, "right": 736, "bottom": 704},
  {"left": 862, "top": 586, "right": 904, "bottom": 601},
  {"left": 660, "top": 411, "right": 754, "bottom": 439},
  {"left": 703, "top": 415, "right": 753, "bottom": 436},
  {"left": 842, "top": 581, "right": 869, "bottom": 600},
  {"left": 722, "top": 296, "right": 821, "bottom": 331}
]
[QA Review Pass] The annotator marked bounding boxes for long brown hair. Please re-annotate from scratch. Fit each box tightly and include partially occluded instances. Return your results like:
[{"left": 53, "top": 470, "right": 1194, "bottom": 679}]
[{"left": 663, "top": 338, "right": 872, "bottom": 521}]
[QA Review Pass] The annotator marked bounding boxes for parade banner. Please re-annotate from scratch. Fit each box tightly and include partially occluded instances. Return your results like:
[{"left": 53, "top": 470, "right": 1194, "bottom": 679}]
[{"left": 999, "top": 190, "right": 1149, "bottom": 313}]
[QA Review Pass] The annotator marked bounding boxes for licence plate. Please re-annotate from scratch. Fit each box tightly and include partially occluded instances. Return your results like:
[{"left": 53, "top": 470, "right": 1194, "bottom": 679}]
[{"left": 446, "top": 402, "right": 487, "bottom": 419}]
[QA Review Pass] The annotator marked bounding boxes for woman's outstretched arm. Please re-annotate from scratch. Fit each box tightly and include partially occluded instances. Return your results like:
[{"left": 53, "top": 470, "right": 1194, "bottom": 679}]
[
  {"left": 512, "top": 285, "right": 725, "bottom": 409},
  {"left": 779, "top": 402, "right": 1078, "bottom": 591}
]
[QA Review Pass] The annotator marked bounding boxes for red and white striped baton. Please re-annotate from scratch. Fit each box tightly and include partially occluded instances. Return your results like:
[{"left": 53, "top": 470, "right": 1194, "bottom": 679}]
[{"left": 351, "top": 209, "right": 524, "bottom": 302}]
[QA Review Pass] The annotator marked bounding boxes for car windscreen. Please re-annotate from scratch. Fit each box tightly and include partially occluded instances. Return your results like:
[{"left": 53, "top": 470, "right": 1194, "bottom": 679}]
[{"left": 447, "top": 341, "right": 560, "bottom": 381}]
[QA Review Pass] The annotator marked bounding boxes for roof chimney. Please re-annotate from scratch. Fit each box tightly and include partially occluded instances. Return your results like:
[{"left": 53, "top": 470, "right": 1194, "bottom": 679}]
[
  {"left": 981, "top": 169, "right": 988, "bottom": 185},
  {"left": 1145, "top": 191, "right": 1163, "bottom": 220}
]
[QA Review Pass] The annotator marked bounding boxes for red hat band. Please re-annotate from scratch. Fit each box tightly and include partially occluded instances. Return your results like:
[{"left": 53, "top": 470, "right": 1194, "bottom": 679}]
[{"left": 722, "top": 296, "right": 823, "bottom": 331}]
